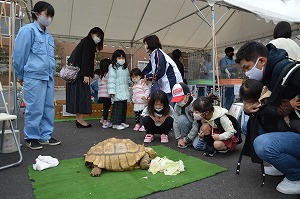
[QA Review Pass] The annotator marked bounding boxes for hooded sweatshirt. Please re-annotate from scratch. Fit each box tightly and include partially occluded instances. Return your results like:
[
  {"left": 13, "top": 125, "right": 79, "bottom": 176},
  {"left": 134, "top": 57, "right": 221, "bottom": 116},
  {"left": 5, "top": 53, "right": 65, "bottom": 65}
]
[{"left": 201, "top": 106, "right": 236, "bottom": 141}]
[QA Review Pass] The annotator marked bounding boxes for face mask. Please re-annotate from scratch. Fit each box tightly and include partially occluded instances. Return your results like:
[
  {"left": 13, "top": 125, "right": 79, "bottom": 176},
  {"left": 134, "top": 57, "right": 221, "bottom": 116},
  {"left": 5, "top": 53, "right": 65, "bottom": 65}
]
[
  {"left": 193, "top": 113, "right": 202, "bottom": 120},
  {"left": 155, "top": 108, "right": 163, "bottom": 112},
  {"left": 245, "top": 58, "right": 264, "bottom": 81},
  {"left": 117, "top": 59, "right": 125, "bottom": 65},
  {"left": 38, "top": 15, "right": 52, "bottom": 27},
  {"left": 177, "top": 100, "right": 186, "bottom": 107},
  {"left": 93, "top": 36, "right": 101, "bottom": 44},
  {"left": 144, "top": 45, "right": 149, "bottom": 53}
]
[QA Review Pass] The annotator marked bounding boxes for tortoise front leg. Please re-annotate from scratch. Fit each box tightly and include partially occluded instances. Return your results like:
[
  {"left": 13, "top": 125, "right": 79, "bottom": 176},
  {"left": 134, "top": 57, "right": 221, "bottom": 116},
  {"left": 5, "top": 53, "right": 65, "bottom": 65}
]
[
  {"left": 139, "top": 153, "right": 151, "bottom": 169},
  {"left": 91, "top": 165, "right": 102, "bottom": 177}
]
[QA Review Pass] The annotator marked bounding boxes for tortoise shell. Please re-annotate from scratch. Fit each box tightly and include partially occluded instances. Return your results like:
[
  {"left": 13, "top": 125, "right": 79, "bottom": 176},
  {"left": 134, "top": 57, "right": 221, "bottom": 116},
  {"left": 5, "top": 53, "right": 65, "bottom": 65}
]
[{"left": 85, "top": 138, "right": 146, "bottom": 171}]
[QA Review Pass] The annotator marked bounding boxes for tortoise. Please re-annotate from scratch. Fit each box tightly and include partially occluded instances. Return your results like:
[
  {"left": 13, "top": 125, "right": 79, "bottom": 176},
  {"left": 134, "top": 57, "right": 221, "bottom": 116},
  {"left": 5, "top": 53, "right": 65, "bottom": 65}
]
[{"left": 84, "top": 137, "right": 157, "bottom": 177}]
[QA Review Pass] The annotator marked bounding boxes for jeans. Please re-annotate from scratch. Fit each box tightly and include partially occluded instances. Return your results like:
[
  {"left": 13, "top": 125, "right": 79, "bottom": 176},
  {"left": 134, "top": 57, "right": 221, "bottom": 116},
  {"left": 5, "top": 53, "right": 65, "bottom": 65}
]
[
  {"left": 192, "top": 136, "right": 207, "bottom": 150},
  {"left": 253, "top": 132, "right": 300, "bottom": 181},
  {"left": 225, "top": 87, "right": 234, "bottom": 110},
  {"left": 177, "top": 115, "right": 192, "bottom": 138}
]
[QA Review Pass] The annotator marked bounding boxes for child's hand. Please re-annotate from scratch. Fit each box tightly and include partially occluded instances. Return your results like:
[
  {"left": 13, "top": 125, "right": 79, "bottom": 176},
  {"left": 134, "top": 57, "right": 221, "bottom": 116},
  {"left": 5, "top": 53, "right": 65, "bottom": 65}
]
[
  {"left": 110, "top": 94, "right": 115, "bottom": 98},
  {"left": 290, "top": 97, "right": 300, "bottom": 110},
  {"left": 141, "top": 96, "right": 146, "bottom": 100},
  {"left": 212, "top": 133, "right": 220, "bottom": 141},
  {"left": 198, "top": 129, "right": 204, "bottom": 138}
]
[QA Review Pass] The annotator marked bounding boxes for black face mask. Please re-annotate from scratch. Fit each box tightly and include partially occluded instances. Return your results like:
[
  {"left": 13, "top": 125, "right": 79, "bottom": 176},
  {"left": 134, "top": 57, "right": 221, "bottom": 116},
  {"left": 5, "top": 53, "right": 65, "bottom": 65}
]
[{"left": 227, "top": 52, "right": 234, "bottom": 59}]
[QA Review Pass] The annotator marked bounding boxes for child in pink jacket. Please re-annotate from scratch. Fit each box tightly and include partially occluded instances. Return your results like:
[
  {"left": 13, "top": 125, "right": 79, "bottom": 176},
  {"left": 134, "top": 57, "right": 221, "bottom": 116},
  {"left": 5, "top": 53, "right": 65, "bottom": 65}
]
[{"left": 130, "top": 68, "right": 150, "bottom": 131}]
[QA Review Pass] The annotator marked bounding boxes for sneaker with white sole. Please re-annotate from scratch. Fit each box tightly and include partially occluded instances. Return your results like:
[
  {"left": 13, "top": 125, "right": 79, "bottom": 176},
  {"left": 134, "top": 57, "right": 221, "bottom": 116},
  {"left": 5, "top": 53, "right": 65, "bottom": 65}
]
[
  {"left": 26, "top": 139, "right": 43, "bottom": 150},
  {"left": 112, "top": 125, "right": 125, "bottom": 130},
  {"left": 39, "top": 138, "right": 61, "bottom": 146},
  {"left": 265, "top": 165, "right": 284, "bottom": 176},
  {"left": 121, "top": 123, "right": 129, "bottom": 128},
  {"left": 102, "top": 122, "right": 112, "bottom": 128},
  {"left": 276, "top": 177, "right": 300, "bottom": 194}
]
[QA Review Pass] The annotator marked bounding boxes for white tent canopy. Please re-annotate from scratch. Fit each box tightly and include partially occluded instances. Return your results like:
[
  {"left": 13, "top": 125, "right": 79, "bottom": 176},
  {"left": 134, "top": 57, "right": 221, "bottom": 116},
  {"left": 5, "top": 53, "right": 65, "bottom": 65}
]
[{"left": 23, "top": 0, "right": 300, "bottom": 51}]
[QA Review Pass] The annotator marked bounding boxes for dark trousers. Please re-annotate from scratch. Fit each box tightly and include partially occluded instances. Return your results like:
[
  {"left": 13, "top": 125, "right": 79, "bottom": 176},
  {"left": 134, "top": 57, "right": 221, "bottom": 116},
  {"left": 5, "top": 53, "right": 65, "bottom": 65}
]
[
  {"left": 134, "top": 110, "right": 143, "bottom": 124},
  {"left": 97, "top": 97, "right": 111, "bottom": 120},
  {"left": 142, "top": 116, "right": 173, "bottom": 135},
  {"left": 110, "top": 100, "right": 127, "bottom": 125}
]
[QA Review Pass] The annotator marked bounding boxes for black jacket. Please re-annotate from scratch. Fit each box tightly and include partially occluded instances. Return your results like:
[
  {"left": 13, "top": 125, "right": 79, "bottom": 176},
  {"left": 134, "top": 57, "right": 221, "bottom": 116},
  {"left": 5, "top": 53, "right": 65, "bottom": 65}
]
[
  {"left": 68, "top": 38, "right": 96, "bottom": 78},
  {"left": 264, "top": 44, "right": 300, "bottom": 99}
]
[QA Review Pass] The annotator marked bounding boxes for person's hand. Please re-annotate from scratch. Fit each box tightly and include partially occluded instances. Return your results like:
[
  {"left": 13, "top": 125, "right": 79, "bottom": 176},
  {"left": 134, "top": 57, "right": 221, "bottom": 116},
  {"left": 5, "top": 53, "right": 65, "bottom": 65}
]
[
  {"left": 198, "top": 128, "right": 204, "bottom": 138},
  {"left": 290, "top": 97, "right": 300, "bottom": 110},
  {"left": 110, "top": 94, "right": 115, "bottom": 98},
  {"left": 17, "top": 79, "right": 23, "bottom": 84},
  {"left": 141, "top": 96, "right": 147, "bottom": 100},
  {"left": 212, "top": 133, "right": 220, "bottom": 141},
  {"left": 83, "top": 76, "right": 90, "bottom": 85},
  {"left": 178, "top": 138, "right": 188, "bottom": 147},
  {"left": 141, "top": 77, "right": 147, "bottom": 84},
  {"left": 243, "top": 101, "right": 261, "bottom": 114},
  {"left": 225, "top": 68, "right": 231, "bottom": 79}
]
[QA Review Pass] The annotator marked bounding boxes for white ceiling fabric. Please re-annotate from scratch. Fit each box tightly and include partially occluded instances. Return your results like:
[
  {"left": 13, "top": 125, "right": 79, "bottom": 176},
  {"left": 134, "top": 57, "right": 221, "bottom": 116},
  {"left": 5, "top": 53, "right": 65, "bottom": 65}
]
[{"left": 25, "top": 0, "right": 299, "bottom": 51}]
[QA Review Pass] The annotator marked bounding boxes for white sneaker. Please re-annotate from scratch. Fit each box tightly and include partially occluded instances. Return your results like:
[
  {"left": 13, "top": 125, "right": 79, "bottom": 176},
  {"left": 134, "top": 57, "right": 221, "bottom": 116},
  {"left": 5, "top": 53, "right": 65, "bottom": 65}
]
[
  {"left": 121, "top": 123, "right": 129, "bottom": 128},
  {"left": 276, "top": 177, "right": 300, "bottom": 194},
  {"left": 112, "top": 125, "right": 125, "bottom": 130},
  {"left": 264, "top": 165, "right": 284, "bottom": 176}
]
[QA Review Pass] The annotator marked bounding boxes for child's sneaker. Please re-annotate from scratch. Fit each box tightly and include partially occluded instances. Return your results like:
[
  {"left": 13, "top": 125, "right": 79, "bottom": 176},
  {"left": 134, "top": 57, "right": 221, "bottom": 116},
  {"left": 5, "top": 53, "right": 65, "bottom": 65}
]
[
  {"left": 203, "top": 146, "right": 216, "bottom": 157},
  {"left": 218, "top": 148, "right": 229, "bottom": 153},
  {"left": 160, "top": 134, "right": 168, "bottom": 143},
  {"left": 121, "top": 123, "right": 129, "bottom": 128},
  {"left": 133, "top": 123, "right": 141, "bottom": 131},
  {"left": 102, "top": 121, "right": 112, "bottom": 128},
  {"left": 138, "top": 125, "right": 146, "bottom": 132},
  {"left": 144, "top": 134, "right": 154, "bottom": 143},
  {"left": 112, "top": 125, "right": 125, "bottom": 130}
]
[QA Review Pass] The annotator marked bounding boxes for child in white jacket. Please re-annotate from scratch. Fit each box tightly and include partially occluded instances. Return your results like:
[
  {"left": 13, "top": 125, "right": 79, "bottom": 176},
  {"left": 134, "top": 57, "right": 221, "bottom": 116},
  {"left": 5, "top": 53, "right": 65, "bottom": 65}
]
[{"left": 193, "top": 96, "right": 238, "bottom": 157}]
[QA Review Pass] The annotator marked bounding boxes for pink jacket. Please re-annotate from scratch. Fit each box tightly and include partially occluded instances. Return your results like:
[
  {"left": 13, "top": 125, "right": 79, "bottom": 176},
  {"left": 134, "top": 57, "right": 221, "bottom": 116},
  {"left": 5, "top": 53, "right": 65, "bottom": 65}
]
[
  {"left": 98, "top": 73, "right": 110, "bottom": 98},
  {"left": 132, "top": 80, "right": 150, "bottom": 104}
]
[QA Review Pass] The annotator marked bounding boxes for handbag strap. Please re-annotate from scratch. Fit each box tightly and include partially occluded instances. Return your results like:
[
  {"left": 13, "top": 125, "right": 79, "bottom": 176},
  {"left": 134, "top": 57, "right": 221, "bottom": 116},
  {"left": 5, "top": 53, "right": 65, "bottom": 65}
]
[{"left": 152, "top": 49, "right": 160, "bottom": 80}]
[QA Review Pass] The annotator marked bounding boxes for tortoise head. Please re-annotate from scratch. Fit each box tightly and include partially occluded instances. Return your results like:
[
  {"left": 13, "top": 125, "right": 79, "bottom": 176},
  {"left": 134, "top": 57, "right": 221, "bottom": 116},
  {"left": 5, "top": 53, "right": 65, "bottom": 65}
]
[{"left": 145, "top": 147, "right": 157, "bottom": 159}]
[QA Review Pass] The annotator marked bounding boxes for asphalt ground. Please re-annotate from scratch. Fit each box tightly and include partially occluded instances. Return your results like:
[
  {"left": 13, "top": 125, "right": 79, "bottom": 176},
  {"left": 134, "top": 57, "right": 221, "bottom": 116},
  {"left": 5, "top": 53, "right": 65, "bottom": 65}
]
[{"left": 1, "top": 111, "right": 299, "bottom": 199}]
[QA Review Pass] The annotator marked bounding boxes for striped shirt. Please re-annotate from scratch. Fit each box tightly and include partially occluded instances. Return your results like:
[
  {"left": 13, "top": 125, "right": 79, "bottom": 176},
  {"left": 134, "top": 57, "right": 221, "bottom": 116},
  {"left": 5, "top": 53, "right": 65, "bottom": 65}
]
[{"left": 98, "top": 73, "right": 110, "bottom": 98}]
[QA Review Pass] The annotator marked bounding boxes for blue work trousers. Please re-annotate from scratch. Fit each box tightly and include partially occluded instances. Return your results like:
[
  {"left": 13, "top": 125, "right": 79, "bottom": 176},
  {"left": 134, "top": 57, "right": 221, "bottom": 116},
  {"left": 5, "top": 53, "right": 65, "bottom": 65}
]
[{"left": 23, "top": 77, "right": 54, "bottom": 141}]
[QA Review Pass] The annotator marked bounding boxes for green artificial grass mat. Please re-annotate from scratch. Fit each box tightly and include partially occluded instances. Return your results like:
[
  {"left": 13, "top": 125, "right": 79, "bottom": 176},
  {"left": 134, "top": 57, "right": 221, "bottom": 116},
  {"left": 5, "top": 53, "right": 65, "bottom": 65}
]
[{"left": 28, "top": 145, "right": 226, "bottom": 199}]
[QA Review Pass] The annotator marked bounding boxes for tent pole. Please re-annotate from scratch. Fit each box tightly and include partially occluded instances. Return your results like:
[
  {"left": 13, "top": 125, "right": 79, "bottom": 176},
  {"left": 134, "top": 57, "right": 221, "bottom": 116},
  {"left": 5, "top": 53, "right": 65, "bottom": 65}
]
[{"left": 211, "top": 4, "right": 216, "bottom": 94}]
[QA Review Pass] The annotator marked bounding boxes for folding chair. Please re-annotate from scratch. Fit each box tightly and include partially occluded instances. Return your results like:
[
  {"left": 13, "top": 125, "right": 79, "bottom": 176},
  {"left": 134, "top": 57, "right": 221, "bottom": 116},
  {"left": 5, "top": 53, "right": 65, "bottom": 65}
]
[{"left": 0, "top": 81, "right": 22, "bottom": 170}]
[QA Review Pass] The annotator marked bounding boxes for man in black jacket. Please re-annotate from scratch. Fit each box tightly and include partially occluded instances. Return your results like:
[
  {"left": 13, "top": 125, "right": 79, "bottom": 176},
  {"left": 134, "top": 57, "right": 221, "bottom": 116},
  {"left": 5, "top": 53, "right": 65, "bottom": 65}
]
[{"left": 235, "top": 41, "right": 300, "bottom": 195}]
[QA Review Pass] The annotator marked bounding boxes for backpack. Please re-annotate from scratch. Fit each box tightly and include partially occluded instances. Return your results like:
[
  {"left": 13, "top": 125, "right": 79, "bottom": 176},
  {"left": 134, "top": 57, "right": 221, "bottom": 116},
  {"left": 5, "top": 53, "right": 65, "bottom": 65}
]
[
  {"left": 214, "top": 114, "right": 243, "bottom": 145},
  {"left": 237, "top": 60, "right": 300, "bottom": 186},
  {"left": 257, "top": 61, "right": 300, "bottom": 132}
]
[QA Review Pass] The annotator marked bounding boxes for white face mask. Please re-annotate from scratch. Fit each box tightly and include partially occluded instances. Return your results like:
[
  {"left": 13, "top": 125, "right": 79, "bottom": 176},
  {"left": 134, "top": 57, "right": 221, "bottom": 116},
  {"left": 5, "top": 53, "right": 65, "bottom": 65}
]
[
  {"left": 245, "top": 58, "right": 264, "bottom": 81},
  {"left": 93, "top": 36, "right": 101, "bottom": 44},
  {"left": 193, "top": 113, "right": 202, "bottom": 120},
  {"left": 144, "top": 45, "right": 149, "bottom": 53},
  {"left": 117, "top": 59, "right": 125, "bottom": 65},
  {"left": 155, "top": 108, "right": 163, "bottom": 112},
  {"left": 177, "top": 100, "right": 186, "bottom": 107},
  {"left": 38, "top": 15, "right": 52, "bottom": 27}
]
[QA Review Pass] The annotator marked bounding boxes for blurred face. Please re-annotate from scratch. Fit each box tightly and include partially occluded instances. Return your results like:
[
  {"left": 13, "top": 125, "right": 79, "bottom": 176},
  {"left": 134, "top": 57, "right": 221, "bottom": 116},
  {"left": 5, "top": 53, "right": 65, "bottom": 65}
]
[
  {"left": 154, "top": 100, "right": 164, "bottom": 110},
  {"left": 131, "top": 75, "right": 141, "bottom": 83}
]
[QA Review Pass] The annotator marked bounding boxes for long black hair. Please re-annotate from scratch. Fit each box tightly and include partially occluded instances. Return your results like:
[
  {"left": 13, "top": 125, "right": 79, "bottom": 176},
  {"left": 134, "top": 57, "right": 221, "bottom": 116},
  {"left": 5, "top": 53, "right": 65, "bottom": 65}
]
[
  {"left": 111, "top": 49, "right": 128, "bottom": 70},
  {"left": 83, "top": 27, "right": 104, "bottom": 51},
  {"left": 148, "top": 90, "right": 170, "bottom": 117}
]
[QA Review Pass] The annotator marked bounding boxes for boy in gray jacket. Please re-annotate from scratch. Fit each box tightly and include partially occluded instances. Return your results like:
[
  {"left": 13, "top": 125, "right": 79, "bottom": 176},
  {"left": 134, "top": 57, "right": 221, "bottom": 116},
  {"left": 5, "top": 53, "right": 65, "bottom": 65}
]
[{"left": 171, "top": 83, "right": 206, "bottom": 150}]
